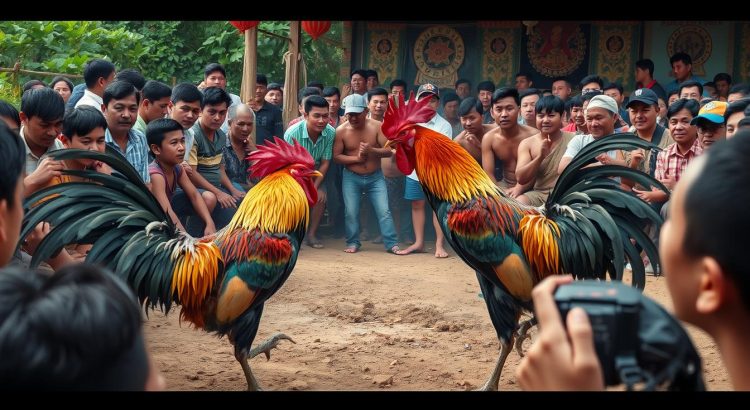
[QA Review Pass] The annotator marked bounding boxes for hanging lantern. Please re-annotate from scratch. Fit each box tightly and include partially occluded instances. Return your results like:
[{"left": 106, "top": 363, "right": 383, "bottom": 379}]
[
  {"left": 229, "top": 21, "right": 260, "bottom": 34},
  {"left": 301, "top": 21, "right": 331, "bottom": 40}
]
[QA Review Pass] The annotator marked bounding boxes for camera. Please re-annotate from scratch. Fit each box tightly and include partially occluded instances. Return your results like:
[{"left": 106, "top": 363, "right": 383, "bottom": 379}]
[{"left": 554, "top": 280, "right": 640, "bottom": 386}]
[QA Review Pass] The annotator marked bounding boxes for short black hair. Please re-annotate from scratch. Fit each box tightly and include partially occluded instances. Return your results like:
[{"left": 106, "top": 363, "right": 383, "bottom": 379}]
[
  {"left": 738, "top": 117, "right": 750, "bottom": 128},
  {"left": 442, "top": 91, "right": 460, "bottom": 107},
  {"left": 114, "top": 68, "right": 146, "bottom": 91},
  {"left": 350, "top": 69, "right": 368, "bottom": 79},
  {"left": 477, "top": 81, "right": 496, "bottom": 93},
  {"left": 0, "top": 122, "right": 25, "bottom": 209},
  {"left": 0, "top": 99, "right": 21, "bottom": 128},
  {"left": 204, "top": 63, "right": 226, "bottom": 79},
  {"left": 679, "top": 80, "right": 704, "bottom": 97},
  {"left": 267, "top": 82, "right": 282, "bottom": 92},
  {"left": 579, "top": 74, "right": 604, "bottom": 90},
  {"left": 635, "top": 59, "right": 655, "bottom": 77},
  {"left": 515, "top": 72, "right": 533, "bottom": 82},
  {"left": 491, "top": 87, "right": 520, "bottom": 105},
  {"left": 667, "top": 89, "right": 680, "bottom": 99},
  {"left": 297, "top": 86, "right": 321, "bottom": 105},
  {"left": 519, "top": 88, "right": 542, "bottom": 102},
  {"left": 256, "top": 73, "right": 268, "bottom": 86},
  {"left": 729, "top": 83, "right": 750, "bottom": 97},
  {"left": 365, "top": 69, "right": 379, "bottom": 81},
  {"left": 366, "top": 87, "right": 388, "bottom": 102},
  {"left": 581, "top": 90, "right": 603, "bottom": 103},
  {"left": 603, "top": 82, "right": 623, "bottom": 95},
  {"left": 458, "top": 96, "right": 483, "bottom": 116},
  {"left": 62, "top": 106, "right": 108, "bottom": 141},
  {"left": 566, "top": 95, "right": 584, "bottom": 113},
  {"left": 103, "top": 80, "right": 140, "bottom": 107},
  {"left": 683, "top": 132, "right": 750, "bottom": 312},
  {"left": 389, "top": 79, "right": 407, "bottom": 92},
  {"left": 306, "top": 81, "right": 324, "bottom": 90},
  {"left": 666, "top": 98, "right": 700, "bottom": 119},
  {"left": 21, "top": 87, "right": 65, "bottom": 122},
  {"left": 22, "top": 80, "right": 46, "bottom": 92},
  {"left": 202, "top": 86, "right": 232, "bottom": 108},
  {"left": 322, "top": 86, "right": 340, "bottom": 99},
  {"left": 171, "top": 83, "right": 204, "bottom": 108},
  {"left": 713, "top": 73, "right": 732, "bottom": 85},
  {"left": 83, "top": 59, "right": 116, "bottom": 89},
  {"left": 141, "top": 80, "right": 172, "bottom": 103},
  {"left": 670, "top": 52, "right": 692, "bottom": 66},
  {"left": 725, "top": 98, "right": 750, "bottom": 120},
  {"left": 303, "top": 95, "right": 329, "bottom": 114},
  {"left": 146, "top": 117, "right": 184, "bottom": 150},
  {"left": 49, "top": 76, "right": 74, "bottom": 93},
  {"left": 551, "top": 77, "right": 571, "bottom": 87},
  {"left": 535, "top": 95, "right": 565, "bottom": 116},
  {"left": 455, "top": 78, "right": 471, "bottom": 88}
]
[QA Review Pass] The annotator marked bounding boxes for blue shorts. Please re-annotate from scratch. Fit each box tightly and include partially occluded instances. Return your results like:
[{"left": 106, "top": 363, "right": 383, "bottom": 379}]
[{"left": 404, "top": 177, "right": 425, "bottom": 201}]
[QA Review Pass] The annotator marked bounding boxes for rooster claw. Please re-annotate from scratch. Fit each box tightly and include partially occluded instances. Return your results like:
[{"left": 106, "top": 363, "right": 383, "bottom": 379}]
[{"left": 248, "top": 332, "right": 296, "bottom": 361}]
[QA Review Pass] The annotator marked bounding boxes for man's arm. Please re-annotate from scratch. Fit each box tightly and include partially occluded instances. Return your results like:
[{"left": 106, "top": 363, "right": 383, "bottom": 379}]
[
  {"left": 333, "top": 129, "right": 364, "bottom": 165},
  {"left": 315, "top": 159, "right": 330, "bottom": 190},
  {"left": 178, "top": 168, "right": 216, "bottom": 236},
  {"left": 557, "top": 136, "right": 581, "bottom": 175},
  {"left": 219, "top": 163, "right": 245, "bottom": 200},
  {"left": 148, "top": 173, "right": 185, "bottom": 231},
  {"left": 516, "top": 137, "right": 543, "bottom": 185},
  {"left": 481, "top": 130, "right": 498, "bottom": 183}
]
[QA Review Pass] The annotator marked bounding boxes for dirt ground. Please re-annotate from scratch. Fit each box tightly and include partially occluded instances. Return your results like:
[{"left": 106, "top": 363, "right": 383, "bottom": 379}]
[{"left": 144, "top": 238, "right": 731, "bottom": 391}]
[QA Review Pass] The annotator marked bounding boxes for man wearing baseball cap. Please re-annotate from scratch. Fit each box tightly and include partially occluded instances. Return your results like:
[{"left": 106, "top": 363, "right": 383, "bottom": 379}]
[
  {"left": 690, "top": 100, "right": 728, "bottom": 150},
  {"left": 558, "top": 94, "right": 625, "bottom": 174},
  {"left": 623, "top": 88, "right": 674, "bottom": 181}
]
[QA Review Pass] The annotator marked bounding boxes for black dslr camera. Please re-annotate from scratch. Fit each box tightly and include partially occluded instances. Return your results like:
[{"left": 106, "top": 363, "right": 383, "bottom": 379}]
[{"left": 554, "top": 280, "right": 705, "bottom": 391}]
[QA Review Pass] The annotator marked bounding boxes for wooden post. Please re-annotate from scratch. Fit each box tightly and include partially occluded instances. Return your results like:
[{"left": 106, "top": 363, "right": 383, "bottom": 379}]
[
  {"left": 283, "top": 21, "right": 301, "bottom": 127},
  {"left": 240, "top": 27, "right": 258, "bottom": 104}
]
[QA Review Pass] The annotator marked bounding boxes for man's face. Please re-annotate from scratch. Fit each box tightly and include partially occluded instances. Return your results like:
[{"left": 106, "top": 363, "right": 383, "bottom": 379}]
[
  {"left": 726, "top": 111, "right": 745, "bottom": 139},
  {"left": 680, "top": 86, "right": 701, "bottom": 101},
  {"left": 552, "top": 81, "right": 571, "bottom": 100},
  {"left": 672, "top": 61, "right": 692, "bottom": 82},
  {"left": 171, "top": 100, "right": 202, "bottom": 130},
  {"left": 205, "top": 72, "right": 227, "bottom": 89},
  {"left": 229, "top": 110, "right": 254, "bottom": 142},
  {"left": 585, "top": 107, "right": 615, "bottom": 138},
  {"left": 571, "top": 106, "right": 585, "bottom": 127},
  {"left": 536, "top": 110, "right": 562, "bottom": 135},
  {"left": 391, "top": 86, "right": 406, "bottom": 100},
  {"left": 478, "top": 90, "right": 493, "bottom": 108},
  {"left": 581, "top": 82, "right": 601, "bottom": 95},
  {"left": 669, "top": 93, "right": 680, "bottom": 106},
  {"left": 520, "top": 94, "right": 539, "bottom": 125},
  {"left": 255, "top": 83, "right": 268, "bottom": 100},
  {"left": 491, "top": 97, "right": 519, "bottom": 129},
  {"left": 0, "top": 176, "right": 23, "bottom": 266},
  {"left": 715, "top": 80, "right": 730, "bottom": 98},
  {"left": 304, "top": 106, "right": 330, "bottom": 134},
  {"left": 345, "top": 110, "right": 367, "bottom": 128},
  {"left": 727, "top": 92, "right": 745, "bottom": 104},
  {"left": 368, "top": 94, "right": 388, "bottom": 119},
  {"left": 658, "top": 98, "right": 668, "bottom": 119},
  {"left": 697, "top": 121, "right": 726, "bottom": 149},
  {"left": 418, "top": 94, "right": 439, "bottom": 110},
  {"left": 351, "top": 74, "right": 366, "bottom": 94},
  {"left": 104, "top": 94, "right": 138, "bottom": 136},
  {"left": 443, "top": 100, "right": 459, "bottom": 121},
  {"left": 704, "top": 85, "right": 717, "bottom": 99},
  {"left": 515, "top": 76, "right": 531, "bottom": 91},
  {"left": 144, "top": 96, "right": 171, "bottom": 122},
  {"left": 62, "top": 126, "right": 107, "bottom": 168},
  {"left": 635, "top": 67, "right": 648, "bottom": 84},
  {"left": 265, "top": 90, "right": 283, "bottom": 106},
  {"left": 21, "top": 114, "right": 63, "bottom": 148},
  {"left": 628, "top": 102, "right": 657, "bottom": 133},
  {"left": 668, "top": 108, "right": 697, "bottom": 145},
  {"left": 456, "top": 83, "right": 471, "bottom": 99},
  {"left": 324, "top": 94, "right": 340, "bottom": 116},
  {"left": 604, "top": 89, "right": 623, "bottom": 104},
  {"left": 461, "top": 108, "right": 483, "bottom": 135},
  {"left": 200, "top": 102, "right": 229, "bottom": 131},
  {"left": 366, "top": 76, "right": 379, "bottom": 90}
]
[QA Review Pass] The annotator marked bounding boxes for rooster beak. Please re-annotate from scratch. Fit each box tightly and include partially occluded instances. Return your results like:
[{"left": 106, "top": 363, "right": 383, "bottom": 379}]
[
  {"left": 383, "top": 140, "right": 394, "bottom": 150},
  {"left": 310, "top": 170, "right": 323, "bottom": 178}
]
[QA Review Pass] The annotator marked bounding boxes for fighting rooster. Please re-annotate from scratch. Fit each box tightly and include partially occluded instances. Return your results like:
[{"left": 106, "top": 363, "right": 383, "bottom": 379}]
[
  {"left": 382, "top": 92, "right": 664, "bottom": 390},
  {"left": 21, "top": 137, "right": 321, "bottom": 391}
]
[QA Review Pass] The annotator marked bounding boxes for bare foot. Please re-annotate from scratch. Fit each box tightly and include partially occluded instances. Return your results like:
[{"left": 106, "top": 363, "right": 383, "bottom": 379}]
[
  {"left": 395, "top": 244, "right": 425, "bottom": 255},
  {"left": 343, "top": 246, "right": 359, "bottom": 253},
  {"left": 434, "top": 248, "right": 449, "bottom": 258}
]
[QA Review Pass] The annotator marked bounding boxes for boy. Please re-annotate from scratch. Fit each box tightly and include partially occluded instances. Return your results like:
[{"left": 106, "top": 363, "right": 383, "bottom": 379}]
[{"left": 146, "top": 118, "right": 216, "bottom": 237}]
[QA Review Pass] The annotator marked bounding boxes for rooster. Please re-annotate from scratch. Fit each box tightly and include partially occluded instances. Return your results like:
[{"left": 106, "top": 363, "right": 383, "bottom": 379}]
[
  {"left": 20, "top": 137, "right": 321, "bottom": 391},
  {"left": 382, "top": 92, "right": 665, "bottom": 390}
]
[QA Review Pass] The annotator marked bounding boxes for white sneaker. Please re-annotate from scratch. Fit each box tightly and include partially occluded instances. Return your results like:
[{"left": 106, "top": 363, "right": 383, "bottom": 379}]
[
  {"left": 625, "top": 263, "right": 632, "bottom": 271},
  {"left": 645, "top": 262, "right": 654, "bottom": 274}
]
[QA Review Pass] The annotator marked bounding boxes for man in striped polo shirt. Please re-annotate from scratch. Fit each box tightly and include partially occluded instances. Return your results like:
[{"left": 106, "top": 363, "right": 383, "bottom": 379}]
[{"left": 284, "top": 95, "right": 335, "bottom": 249}]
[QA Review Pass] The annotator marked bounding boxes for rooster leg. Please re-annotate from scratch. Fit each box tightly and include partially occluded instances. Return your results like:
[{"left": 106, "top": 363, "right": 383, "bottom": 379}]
[
  {"left": 235, "top": 350, "right": 263, "bottom": 391},
  {"left": 514, "top": 317, "right": 538, "bottom": 357},
  {"left": 247, "top": 332, "right": 297, "bottom": 360},
  {"left": 477, "top": 339, "right": 513, "bottom": 391}
]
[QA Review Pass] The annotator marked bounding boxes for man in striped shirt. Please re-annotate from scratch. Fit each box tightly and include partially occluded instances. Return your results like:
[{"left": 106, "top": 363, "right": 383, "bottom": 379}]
[{"left": 284, "top": 95, "right": 335, "bottom": 249}]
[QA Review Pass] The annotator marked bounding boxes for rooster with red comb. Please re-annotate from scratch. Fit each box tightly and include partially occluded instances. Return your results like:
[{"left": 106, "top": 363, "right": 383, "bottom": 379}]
[
  {"left": 21, "top": 137, "right": 321, "bottom": 391},
  {"left": 382, "top": 91, "right": 665, "bottom": 390}
]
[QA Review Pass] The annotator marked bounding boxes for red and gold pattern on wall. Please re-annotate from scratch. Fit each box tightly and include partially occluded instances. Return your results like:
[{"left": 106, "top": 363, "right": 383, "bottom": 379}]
[
  {"left": 366, "top": 23, "right": 405, "bottom": 87},
  {"left": 734, "top": 22, "right": 750, "bottom": 83},
  {"left": 479, "top": 21, "right": 521, "bottom": 87},
  {"left": 590, "top": 22, "right": 641, "bottom": 91},
  {"left": 411, "top": 25, "right": 465, "bottom": 88}
]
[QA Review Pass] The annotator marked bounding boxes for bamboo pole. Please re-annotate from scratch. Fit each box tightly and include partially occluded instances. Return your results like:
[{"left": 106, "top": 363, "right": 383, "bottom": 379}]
[
  {"left": 240, "top": 27, "right": 258, "bottom": 104},
  {"left": 283, "top": 21, "right": 301, "bottom": 126}
]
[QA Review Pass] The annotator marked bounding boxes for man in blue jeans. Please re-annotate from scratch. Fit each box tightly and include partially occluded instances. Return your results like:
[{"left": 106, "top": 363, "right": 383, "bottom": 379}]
[{"left": 333, "top": 94, "right": 400, "bottom": 254}]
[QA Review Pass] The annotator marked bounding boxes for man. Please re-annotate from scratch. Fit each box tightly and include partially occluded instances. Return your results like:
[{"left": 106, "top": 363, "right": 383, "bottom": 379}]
[
  {"left": 365, "top": 69, "right": 379, "bottom": 91},
  {"left": 344, "top": 69, "right": 368, "bottom": 98},
  {"left": 725, "top": 98, "right": 750, "bottom": 139},
  {"left": 251, "top": 73, "right": 284, "bottom": 147},
  {"left": 519, "top": 88, "right": 541, "bottom": 128},
  {"left": 454, "top": 97, "right": 496, "bottom": 164},
  {"left": 557, "top": 95, "right": 625, "bottom": 175},
  {"left": 201, "top": 63, "right": 242, "bottom": 134},
  {"left": 691, "top": 100, "right": 728, "bottom": 150},
  {"left": 713, "top": 73, "right": 732, "bottom": 102},
  {"left": 133, "top": 80, "right": 171, "bottom": 135},
  {"left": 634, "top": 58, "right": 666, "bottom": 101},
  {"left": 551, "top": 77, "right": 572, "bottom": 101},
  {"left": 579, "top": 75, "right": 604, "bottom": 95},
  {"left": 603, "top": 82, "right": 631, "bottom": 126},
  {"left": 75, "top": 59, "right": 116, "bottom": 112},
  {"left": 562, "top": 96, "right": 586, "bottom": 135},
  {"left": 366, "top": 87, "right": 388, "bottom": 121},
  {"left": 441, "top": 92, "right": 462, "bottom": 137},
  {"left": 0, "top": 122, "right": 26, "bottom": 267},
  {"left": 665, "top": 52, "right": 706, "bottom": 96},
  {"left": 455, "top": 78, "right": 472, "bottom": 100},
  {"left": 515, "top": 95, "right": 574, "bottom": 206},
  {"left": 390, "top": 79, "right": 407, "bottom": 102},
  {"left": 322, "top": 86, "right": 344, "bottom": 128},
  {"left": 264, "top": 82, "right": 283, "bottom": 108},
  {"left": 481, "top": 87, "right": 537, "bottom": 197},
  {"left": 284, "top": 95, "right": 335, "bottom": 249},
  {"left": 333, "top": 93, "right": 400, "bottom": 254},
  {"left": 170, "top": 83, "right": 204, "bottom": 166},
  {"left": 679, "top": 80, "right": 703, "bottom": 102},
  {"left": 515, "top": 72, "right": 534, "bottom": 92},
  {"left": 727, "top": 83, "right": 750, "bottom": 103},
  {"left": 102, "top": 81, "right": 151, "bottom": 185},
  {"left": 394, "top": 84, "right": 451, "bottom": 258},
  {"left": 477, "top": 80, "right": 496, "bottom": 124},
  {"left": 288, "top": 87, "right": 322, "bottom": 128},
  {"left": 18, "top": 88, "right": 65, "bottom": 196}
]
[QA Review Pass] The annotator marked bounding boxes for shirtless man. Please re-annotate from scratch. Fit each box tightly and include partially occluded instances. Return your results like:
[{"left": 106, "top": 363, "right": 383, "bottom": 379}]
[
  {"left": 515, "top": 95, "right": 574, "bottom": 206},
  {"left": 453, "top": 97, "right": 496, "bottom": 164},
  {"left": 481, "top": 87, "right": 537, "bottom": 198},
  {"left": 333, "top": 94, "right": 400, "bottom": 254}
]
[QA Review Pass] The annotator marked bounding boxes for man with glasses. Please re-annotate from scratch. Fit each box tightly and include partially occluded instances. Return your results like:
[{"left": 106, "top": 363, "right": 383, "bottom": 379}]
[
  {"left": 691, "top": 101, "right": 728, "bottom": 150},
  {"left": 579, "top": 74, "right": 604, "bottom": 95}
]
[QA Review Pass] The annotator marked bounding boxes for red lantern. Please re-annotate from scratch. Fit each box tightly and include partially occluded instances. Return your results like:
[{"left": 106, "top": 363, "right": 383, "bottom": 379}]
[
  {"left": 301, "top": 21, "right": 331, "bottom": 40},
  {"left": 229, "top": 21, "right": 260, "bottom": 33}
]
